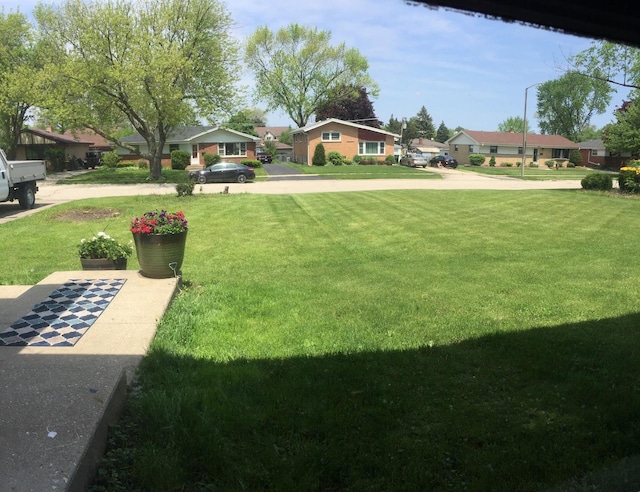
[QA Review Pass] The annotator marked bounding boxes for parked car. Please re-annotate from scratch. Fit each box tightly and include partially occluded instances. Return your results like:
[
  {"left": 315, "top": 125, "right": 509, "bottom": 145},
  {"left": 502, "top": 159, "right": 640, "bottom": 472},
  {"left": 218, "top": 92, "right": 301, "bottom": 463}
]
[
  {"left": 83, "top": 151, "right": 103, "bottom": 169},
  {"left": 399, "top": 153, "right": 429, "bottom": 168},
  {"left": 257, "top": 152, "right": 273, "bottom": 164},
  {"left": 189, "top": 162, "right": 256, "bottom": 184},
  {"left": 429, "top": 155, "right": 458, "bottom": 168}
]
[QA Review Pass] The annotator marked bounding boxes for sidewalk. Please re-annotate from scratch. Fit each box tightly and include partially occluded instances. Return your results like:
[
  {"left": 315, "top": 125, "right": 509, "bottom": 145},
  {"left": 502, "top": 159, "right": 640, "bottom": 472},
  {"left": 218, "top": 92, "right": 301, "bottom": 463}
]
[{"left": 0, "top": 270, "right": 179, "bottom": 491}]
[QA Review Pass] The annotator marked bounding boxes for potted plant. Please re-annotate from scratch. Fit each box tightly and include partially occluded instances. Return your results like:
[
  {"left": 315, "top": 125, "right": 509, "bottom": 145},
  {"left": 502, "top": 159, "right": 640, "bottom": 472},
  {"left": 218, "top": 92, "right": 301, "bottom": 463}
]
[
  {"left": 130, "top": 210, "right": 188, "bottom": 278},
  {"left": 78, "top": 231, "right": 133, "bottom": 270}
]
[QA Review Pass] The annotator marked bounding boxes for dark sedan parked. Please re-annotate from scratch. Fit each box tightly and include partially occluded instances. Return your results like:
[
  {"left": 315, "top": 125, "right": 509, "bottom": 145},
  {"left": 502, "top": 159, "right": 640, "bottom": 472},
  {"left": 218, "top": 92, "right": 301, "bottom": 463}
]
[
  {"left": 189, "top": 162, "right": 256, "bottom": 184},
  {"left": 429, "top": 155, "right": 458, "bottom": 168}
]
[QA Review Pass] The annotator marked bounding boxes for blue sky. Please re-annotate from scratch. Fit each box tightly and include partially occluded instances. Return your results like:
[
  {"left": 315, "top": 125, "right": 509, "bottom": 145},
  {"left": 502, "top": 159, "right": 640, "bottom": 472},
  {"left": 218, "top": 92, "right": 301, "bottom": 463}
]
[{"left": 4, "top": 0, "right": 629, "bottom": 133}]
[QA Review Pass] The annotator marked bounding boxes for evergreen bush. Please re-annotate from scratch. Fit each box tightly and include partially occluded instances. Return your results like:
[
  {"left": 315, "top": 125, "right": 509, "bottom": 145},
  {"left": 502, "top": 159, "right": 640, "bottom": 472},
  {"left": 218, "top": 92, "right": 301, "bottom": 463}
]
[
  {"left": 312, "top": 143, "right": 326, "bottom": 166},
  {"left": 102, "top": 151, "right": 120, "bottom": 169},
  {"left": 489, "top": 156, "right": 496, "bottom": 167},
  {"left": 468, "top": 154, "right": 486, "bottom": 166},
  {"left": 581, "top": 172, "right": 613, "bottom": 191},
  {"left": 327, "top": 151, "right": 344, "bottom": 166},
  {"left": 170, "top": 150, "right": 190, "bottom": 170},
  {"left": 203, "top": 153, "right": 222, "bottom": 167}
]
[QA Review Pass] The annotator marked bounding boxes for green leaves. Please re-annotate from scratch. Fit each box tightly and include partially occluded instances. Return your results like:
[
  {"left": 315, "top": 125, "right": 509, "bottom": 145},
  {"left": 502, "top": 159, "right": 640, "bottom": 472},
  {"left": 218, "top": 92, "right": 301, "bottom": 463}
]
[{"left": 245, "top": 23, "right": 377, "bottom": 128}]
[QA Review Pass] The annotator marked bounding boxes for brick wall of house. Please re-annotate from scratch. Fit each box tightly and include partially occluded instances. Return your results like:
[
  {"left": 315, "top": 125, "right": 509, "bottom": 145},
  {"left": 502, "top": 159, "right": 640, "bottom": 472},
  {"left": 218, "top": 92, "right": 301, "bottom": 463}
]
[{"left": 294, "top": 123, "right": 395, "bottom": 165}]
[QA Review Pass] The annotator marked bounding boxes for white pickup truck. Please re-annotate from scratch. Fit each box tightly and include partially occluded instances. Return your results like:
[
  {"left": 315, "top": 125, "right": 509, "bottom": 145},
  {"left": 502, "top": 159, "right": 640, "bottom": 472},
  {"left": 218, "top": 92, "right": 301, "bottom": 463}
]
[{"left": 0, "top": 148, "right": 46, "bottom": 209}]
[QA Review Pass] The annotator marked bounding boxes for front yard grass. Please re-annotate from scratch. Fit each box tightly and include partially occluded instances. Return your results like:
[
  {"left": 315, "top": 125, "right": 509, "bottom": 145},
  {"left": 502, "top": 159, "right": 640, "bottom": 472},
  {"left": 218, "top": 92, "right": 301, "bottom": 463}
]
[
  {"left": 277, "top": 162, "right": 441, "bottom": 179},
  {"left": 461, "top": 165, "right": 607, "bottom": 181},
  {"left": 3, "top": 190, "right": 640, "bottom": 490}
]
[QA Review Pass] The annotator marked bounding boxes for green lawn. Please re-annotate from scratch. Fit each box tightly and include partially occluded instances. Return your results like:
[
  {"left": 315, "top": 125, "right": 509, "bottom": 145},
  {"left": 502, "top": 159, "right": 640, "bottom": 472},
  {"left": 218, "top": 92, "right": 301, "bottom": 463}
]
[
  {"left": 3, "top": 190, "right": 640, "bottom": 491},
  {"left": 272, "top": 161, "right": 441, "bottom": 179},
  {"left": 460, "top": 165, "right": 608, "bottom": 181}
]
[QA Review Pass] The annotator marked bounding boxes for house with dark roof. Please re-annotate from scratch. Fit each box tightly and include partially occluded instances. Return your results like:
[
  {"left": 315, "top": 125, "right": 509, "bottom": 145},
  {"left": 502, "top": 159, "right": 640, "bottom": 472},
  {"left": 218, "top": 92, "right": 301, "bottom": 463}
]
[
  {"left": 576, "top": 138, "right": 632, "bottom": 170},
  {"left": 447, "top": 130, "right": 579, "bottom": 166},
  {"left": 117, "top": 126, "right": 261, "bottom": 167},
  {"left": 16, "top": 128, "right": 94, "bottom": 163},
  {"left": 290, "top": 118, "right": 399, "bottom": 165}
]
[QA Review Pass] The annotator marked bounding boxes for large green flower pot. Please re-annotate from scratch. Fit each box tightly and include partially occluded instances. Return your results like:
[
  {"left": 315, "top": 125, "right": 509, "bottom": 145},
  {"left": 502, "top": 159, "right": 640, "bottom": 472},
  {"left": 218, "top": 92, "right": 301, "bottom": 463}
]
[{"left": 132, "top": 230, "right": 187, "bottom": 278}]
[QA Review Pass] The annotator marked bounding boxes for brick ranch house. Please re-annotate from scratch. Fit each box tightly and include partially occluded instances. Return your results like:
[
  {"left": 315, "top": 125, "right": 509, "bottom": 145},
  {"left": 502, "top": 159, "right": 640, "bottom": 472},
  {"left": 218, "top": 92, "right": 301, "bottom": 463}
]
[
  {"left": 117, "top": 126, "right": 261, "bottom": 167},
  {"left": 291, "top": 118, "right": 399, "bottom": 165},
  {"left": 447, "top": 130, "right": 579, "bottom": 166}
]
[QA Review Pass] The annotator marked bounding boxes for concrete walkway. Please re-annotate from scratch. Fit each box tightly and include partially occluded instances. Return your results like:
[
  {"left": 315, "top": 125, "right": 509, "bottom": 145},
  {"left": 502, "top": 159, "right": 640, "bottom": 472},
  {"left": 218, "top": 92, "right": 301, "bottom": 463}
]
[
  {"left": 0, "top": 272, "right": 179, "bottom": 491},
  {"left": 0, "top": 167, "right": 584, "bottom": 491}
]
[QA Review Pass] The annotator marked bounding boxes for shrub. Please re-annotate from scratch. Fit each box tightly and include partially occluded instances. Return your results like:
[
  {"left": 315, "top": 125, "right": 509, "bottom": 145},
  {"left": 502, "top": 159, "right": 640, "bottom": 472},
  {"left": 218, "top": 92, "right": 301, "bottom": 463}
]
[
  {"left": 489, "top": 156, "right": 496, "bottom": 167},
  {"left": 569, "top": 149, "right": 583, "bottom": 166},
  {"left": 171, "top": 150, "right": 190, "bottom": 170},
  {"left": 203, "top": 153, "right": 221, "bottom": 167},
  {"left": 581, "top": 172, "right": 613, "bottom": 191},
  {"left": 241, "top": 159, "right": 261, "bottom": 168},
  {"left": 327, "top": 151, "right": 344, "bottom": 166},
  {"left": 358, "top": 158, "right": 379, "bottom": 166},
  {"left": 312, "top": 143, "right": 326, "bottom": 166},
  {"left": 45, "top": 148, "right": 66, "bottom": 172},
  {"left": 545, "top": 160, "right": 555, "bottom": 168},
  {"left": 567, "top": 162, "right": 576, "bottom": 168},
  {"left": 528, "top": 162, "right": 539, "bottom": 168},
  {"left": 352, "top": 155, "right": 362, "bottom": 164},
  {"left": 176, "top": 181, "right": 195, "bottom": 196},
  {"left": 116, "top": 161, "right": 136, "bottom": 168},
  {"left": 385, "top": 155, "right": 396, "bottom": 165},
  {"left": 468, "top": 153, "right": 486, "bottom": 166},
  {"left": 102, "top": 151, "right": 120, "bottom": 169},
  {"left": 503, "top": 162, "right": 513, "bottom": 167},
  {"left": 138, "top": 159, "right": 149, "bottom": 169},
  {"left": 618, "top": 166, "right": 640, "bottom": 193}
]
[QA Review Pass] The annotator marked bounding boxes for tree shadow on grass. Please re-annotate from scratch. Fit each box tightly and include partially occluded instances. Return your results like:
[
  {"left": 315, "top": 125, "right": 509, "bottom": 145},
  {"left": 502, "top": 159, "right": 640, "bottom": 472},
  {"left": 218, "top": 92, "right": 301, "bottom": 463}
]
[{"left": 107, "top": 312, "right": 640, "bottom": 491}]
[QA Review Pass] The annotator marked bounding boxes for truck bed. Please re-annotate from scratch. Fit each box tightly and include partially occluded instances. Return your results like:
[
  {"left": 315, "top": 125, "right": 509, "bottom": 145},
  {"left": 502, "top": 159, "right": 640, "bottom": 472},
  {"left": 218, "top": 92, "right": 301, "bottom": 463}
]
[{"left": 7, "top": 160, "right": 47, "bottom": 185}]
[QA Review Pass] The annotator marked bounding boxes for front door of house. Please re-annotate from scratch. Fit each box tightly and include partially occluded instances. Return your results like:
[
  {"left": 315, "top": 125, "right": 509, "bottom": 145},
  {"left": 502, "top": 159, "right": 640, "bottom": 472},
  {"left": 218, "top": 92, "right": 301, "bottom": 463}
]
[
  {"left": 533, "top": 148, "right": 538, "bottom": 162},
  {"left": 190, "top": 144, "right": 199, "bottom": 166}
]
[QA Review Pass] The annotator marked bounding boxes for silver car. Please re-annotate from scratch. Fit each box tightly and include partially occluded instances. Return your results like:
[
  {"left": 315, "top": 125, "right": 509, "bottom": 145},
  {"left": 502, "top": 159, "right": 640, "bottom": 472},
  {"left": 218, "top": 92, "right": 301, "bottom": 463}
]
[{"left": 399, "top": 153, "right": 429, "bottom": 168}]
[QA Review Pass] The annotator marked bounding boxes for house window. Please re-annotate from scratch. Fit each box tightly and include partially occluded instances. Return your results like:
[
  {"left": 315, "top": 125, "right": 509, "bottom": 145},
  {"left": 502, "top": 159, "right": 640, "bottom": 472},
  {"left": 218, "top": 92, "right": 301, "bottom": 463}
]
[
  {"left": 218, "top": 142, "right": 247, "bottom": 157},
  {"left": 358, "top": 141, "right": 385, "bottom": 155},
  {"left": 552, "top": 148, "right": 570, "bottom": 159},
  {"left": 468, "top": 145, "right": 474, "bottom": 152},
  {"left": 518, "top": 147, "right": 523, "bottom": 155},
  {"left": 591, "top": 149, "right": 599, "bottom": 156},
  {"left": 169, "top": 144, "right": 180, "bottom": 153},
  {"left": 490, "top": 146, "right": 498, "bottom": 154},
  {"left": 322, "top": 131, "right": 340, "bottom": 141},
  {"left": 454, "top": 144, "right": 459, "bottom": 152}
]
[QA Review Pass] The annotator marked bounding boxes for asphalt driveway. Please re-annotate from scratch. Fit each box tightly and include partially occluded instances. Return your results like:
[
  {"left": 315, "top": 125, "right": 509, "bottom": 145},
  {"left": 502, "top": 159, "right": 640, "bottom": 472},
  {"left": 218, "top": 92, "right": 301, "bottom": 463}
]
[{"left": 262, "top": 163, "right": 330, "bottom": 180}]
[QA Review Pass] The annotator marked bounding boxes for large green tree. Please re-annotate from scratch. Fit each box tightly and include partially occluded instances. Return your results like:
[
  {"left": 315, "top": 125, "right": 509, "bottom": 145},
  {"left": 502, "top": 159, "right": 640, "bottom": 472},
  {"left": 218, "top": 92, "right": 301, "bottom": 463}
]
[
  {"left": 603, "top": 98, "right": 640, "bottom": 157},
  {"left": 413, "top": 106, "right": 435, "bottom": 140},
  {"left": 0, "top": 11, "right": 46, "bottom": 159},
  {"left": 34, "top": 0, "right": 240, "bottom": 180},
  {"left": 225, "top": 111, "right": 258, "bottom": 136},
  {"left": 244, "top": 23, "right": 377, "bottom": 128},
  {"left": 435, "top": 121, "right": 450, "bottom": 143},
  {"left": 536, "top": 71, "right": 612, "bottom": 142},
  {"left": 571, "top": 41, "right": 640, "bottom": 91},
  {"left": 315, "top": 85, "right": 380, "bottom": 127},
  {"left": 497, "top": 116, "right": 525, "bottom": 133}
]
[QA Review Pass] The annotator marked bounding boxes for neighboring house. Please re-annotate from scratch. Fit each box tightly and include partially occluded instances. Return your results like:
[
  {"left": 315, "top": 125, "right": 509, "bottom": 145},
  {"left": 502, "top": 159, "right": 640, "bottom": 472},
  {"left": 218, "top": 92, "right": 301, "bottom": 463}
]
[
  {"left": 291, "top": 118, "right": 399, "bottom": 165},
  {"left": 254, "top": 126, "right": 293, "bottom": 162},
  {"left": 447, "top": 130, "right": 579, "bottom": 166},
  {"left": 15, "top": 128, "right": 93, "bottom": 163},
  {"left": 577, "top": 138, "right": 631, "bottom": 170},
  {"left": 408, "top": 138, "right": 449, "bottom": 156},
  {"left": 64, "top": 129, "right": 115, "bottom": 153},
  {"left": 117, "top": 126, "right": 261, "bottom": 167}
]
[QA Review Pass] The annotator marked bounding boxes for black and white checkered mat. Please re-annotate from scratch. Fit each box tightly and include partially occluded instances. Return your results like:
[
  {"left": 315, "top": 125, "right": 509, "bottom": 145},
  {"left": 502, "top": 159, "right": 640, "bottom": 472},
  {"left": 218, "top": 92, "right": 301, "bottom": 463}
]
[{"left": 0, "top": 279, "right": 126, "bottom": 347}]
